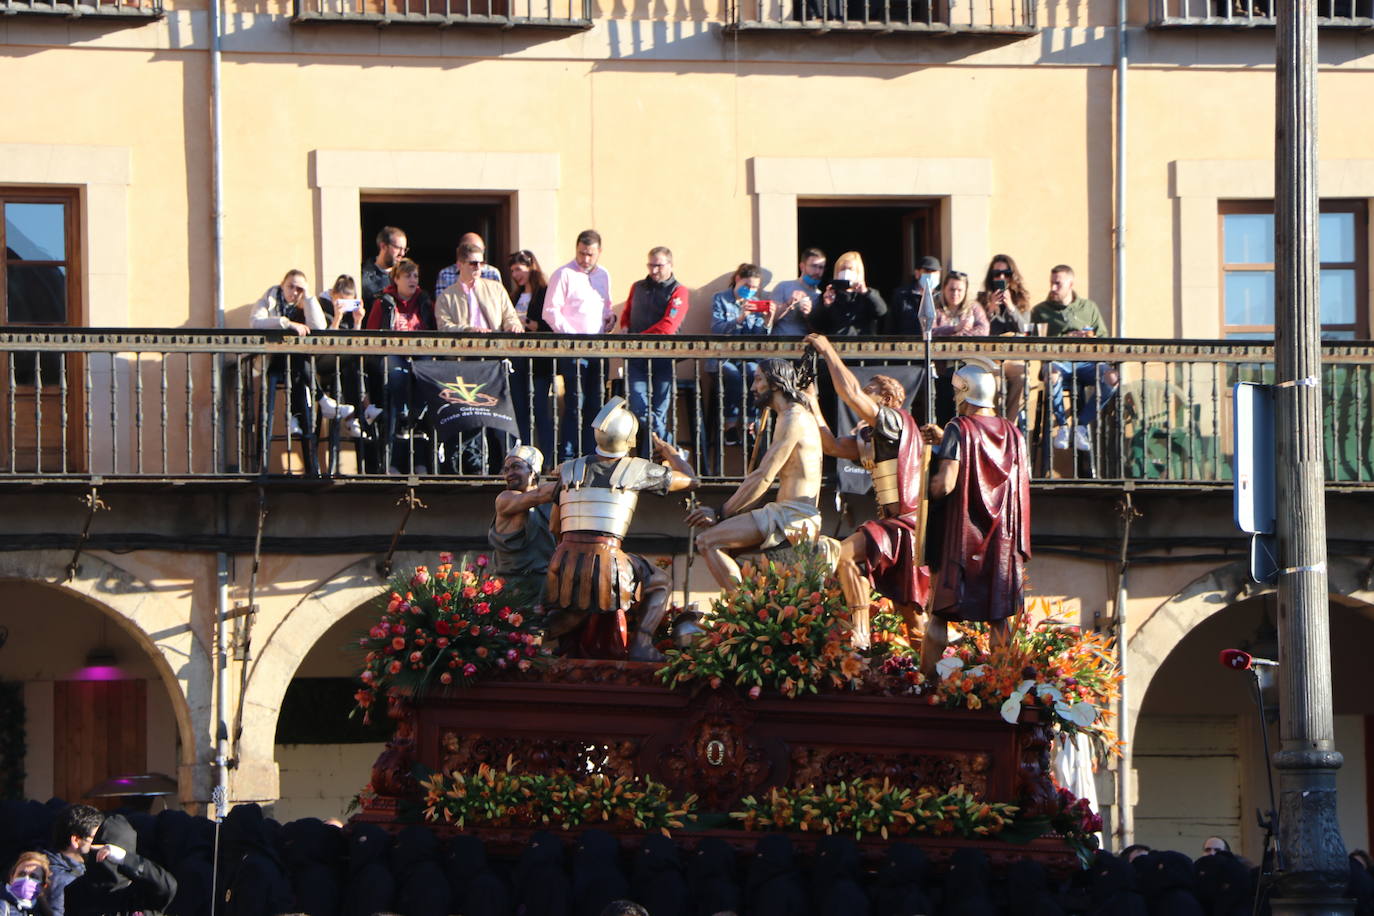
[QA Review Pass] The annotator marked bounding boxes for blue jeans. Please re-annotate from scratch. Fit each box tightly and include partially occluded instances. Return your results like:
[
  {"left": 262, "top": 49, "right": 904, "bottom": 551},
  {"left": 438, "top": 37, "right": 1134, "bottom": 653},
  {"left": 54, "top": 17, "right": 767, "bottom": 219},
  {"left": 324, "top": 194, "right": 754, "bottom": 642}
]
[
  {"left": 1049, "top": 360, "right": 1116, "bottom": 428},
  {"left": 627, "top": 357, "right": 675, "bottom": 448},
  {"left": 557, "top": 356, "right": 601, "bottom": 461},
  {"left": 718, "top": 359, "right": 759, "bottom": 424}
]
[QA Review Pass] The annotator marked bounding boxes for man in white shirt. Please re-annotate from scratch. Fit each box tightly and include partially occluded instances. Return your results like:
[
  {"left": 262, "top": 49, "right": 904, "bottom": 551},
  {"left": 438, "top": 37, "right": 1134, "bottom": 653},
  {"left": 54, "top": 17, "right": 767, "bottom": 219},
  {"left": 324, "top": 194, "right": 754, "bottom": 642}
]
[{"left": 544, "top": 229, "right": 616, "bottom": 460}]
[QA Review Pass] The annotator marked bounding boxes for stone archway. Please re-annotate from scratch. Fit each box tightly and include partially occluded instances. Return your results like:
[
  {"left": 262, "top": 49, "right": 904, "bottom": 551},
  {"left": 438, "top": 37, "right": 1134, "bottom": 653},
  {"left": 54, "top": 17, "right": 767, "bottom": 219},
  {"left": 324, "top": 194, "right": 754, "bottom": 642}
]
[
  {"left": 0, "top": 550, "right": 207, "bottom": 805},
  {"left": 234, "top": 551, "right": 429, "bottom": 803},
  {"left": 1125, "top": 555, "right": 1374, "bottom": 744}
]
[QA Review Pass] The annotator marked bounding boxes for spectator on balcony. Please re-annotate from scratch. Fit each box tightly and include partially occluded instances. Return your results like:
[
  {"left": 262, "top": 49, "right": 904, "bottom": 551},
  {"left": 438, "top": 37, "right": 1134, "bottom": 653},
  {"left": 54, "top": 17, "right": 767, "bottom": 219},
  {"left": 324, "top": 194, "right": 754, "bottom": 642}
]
[
  {"left": 1030, "top": 264, "right": 1117, "bottom": 453},
  {"left": 250, "top": 269, "right": 327, "bottom": 470},
  {"left": 435, "top": 240, "right": 524, "bottom": 473},
  {"left": 711, "top": 263, "right": 771, "bottom": 446},
  {"left": 544, "top": 229, "right": 616, "bottom": 461},
  {"left": 811, "top": 250, "right": 887, "bottom": 337},
  {"left": 436, "top": 231, "right": 503, "bottom": 294},
  {"left": 317, "top": 273, "right": 371, "bottom": 439},
  {"left": 888, "top": 254, "right": 944, "bottom": 336},
  {"left": 979, "top": 254, "right": 1033, "bottom": 421},
  {"left": 363, "top": 226, "right": 407, "bottom": 306},
  {"left": 620, "top": 246, "right": 690, "bottom": 448},
  {"left": 929, "top": 270, "right": 989, "bottom": 338},
  {"left": 768, "top": 247, "right": 825, "bottom": 336},
  {"left": 508, "top": 249, "right": 555, "bottom": 458},
  {"left": 363, "top": 258, "right": 436, "bottom": 473}
]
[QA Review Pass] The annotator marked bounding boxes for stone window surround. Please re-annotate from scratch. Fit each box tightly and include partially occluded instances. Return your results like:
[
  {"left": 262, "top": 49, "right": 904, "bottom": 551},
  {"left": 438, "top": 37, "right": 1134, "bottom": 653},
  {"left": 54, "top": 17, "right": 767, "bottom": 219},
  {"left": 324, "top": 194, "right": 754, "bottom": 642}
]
[
  {"left": 0, "top": 143, "right": 131, "bottom": 327},
  {"left": 311, "top": 149, "right": 560, "bottom": 289},
  {"left": 1170, "top": 159, "right": 1374, "bottom": 339},
  {"left": 750, "top": 156, "right": 992, "bottom": 285}
]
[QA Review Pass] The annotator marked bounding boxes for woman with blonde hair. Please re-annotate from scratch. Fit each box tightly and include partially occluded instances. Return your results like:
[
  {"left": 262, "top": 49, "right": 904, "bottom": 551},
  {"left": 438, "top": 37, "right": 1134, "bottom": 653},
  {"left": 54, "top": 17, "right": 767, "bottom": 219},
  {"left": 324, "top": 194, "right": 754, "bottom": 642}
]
[
  {"left": 1, "top": 851, "right": 49, "bottom": 914},
  {"left": 811, "top": 250, "right": 887, "bottom": 336},
  {"left": 929, "top": 269, "right": 990, "bottom": 337}
]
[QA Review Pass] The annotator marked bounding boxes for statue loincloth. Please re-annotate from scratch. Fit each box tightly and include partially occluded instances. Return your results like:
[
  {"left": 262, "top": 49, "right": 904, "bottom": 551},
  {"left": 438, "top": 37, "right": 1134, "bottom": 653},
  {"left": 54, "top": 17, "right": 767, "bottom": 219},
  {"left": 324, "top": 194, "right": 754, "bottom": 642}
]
[{"left": 748, "top": 498, "right": 822, "bottom": 551}]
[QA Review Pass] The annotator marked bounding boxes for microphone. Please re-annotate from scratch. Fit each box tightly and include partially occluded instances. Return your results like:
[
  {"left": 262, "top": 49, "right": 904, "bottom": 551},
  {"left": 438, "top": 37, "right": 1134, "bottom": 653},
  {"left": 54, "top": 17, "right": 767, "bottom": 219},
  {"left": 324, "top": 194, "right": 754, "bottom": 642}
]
[{"left": 1219, "top": 648, "right": 1279, "bottom": 670}]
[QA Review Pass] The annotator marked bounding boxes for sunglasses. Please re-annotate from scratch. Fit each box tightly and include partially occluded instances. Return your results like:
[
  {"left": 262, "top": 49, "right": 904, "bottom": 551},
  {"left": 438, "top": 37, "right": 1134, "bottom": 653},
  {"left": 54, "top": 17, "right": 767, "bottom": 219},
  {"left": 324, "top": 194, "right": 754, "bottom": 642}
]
[
  {"left": 992, "top": 269, "right": 1012, "bottom": 277},
  {"left": 466, "top": 260, "right": 484, "bottom": 267}
]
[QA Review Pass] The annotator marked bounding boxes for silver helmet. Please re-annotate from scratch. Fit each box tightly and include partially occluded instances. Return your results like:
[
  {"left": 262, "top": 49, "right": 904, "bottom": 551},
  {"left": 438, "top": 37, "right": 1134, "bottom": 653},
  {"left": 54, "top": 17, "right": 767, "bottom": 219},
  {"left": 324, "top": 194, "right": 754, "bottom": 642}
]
[
  {"left": 952, "top": 357, "right": 999, "bottom": 409},
  {"left": 592, "top": 396, "right": 639, "bottom": 458},
  {"left": 505, "top": 444, "right": 543, "bottom": 476}
]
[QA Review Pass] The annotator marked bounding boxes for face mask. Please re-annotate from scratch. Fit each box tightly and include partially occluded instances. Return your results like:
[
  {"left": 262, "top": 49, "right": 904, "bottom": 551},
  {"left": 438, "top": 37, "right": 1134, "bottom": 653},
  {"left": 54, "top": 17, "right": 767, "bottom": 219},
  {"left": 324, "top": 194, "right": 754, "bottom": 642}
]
[
  {"left": 802, "top": 273, "right": 820, "bottom": 288},
  {"left": 837, "top": 269, "right": 858, "bottom": 284},
  {"left": 735, "top": 285, "right": 757, "bottom": 301},
  {"left": 7, "top": 877, "right": 39, "bottom": 903},
  {"left": 920, "top": 272, "right": 939, "bottom": 292}
]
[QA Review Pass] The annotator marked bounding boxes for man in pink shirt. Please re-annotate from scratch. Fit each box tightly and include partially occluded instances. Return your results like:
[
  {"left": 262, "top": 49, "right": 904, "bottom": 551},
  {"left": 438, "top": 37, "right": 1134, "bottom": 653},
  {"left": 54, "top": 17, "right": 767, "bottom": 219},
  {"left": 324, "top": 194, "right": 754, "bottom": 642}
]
[{"left": 544, "top": 229, "right": 616, "bottom": 460}]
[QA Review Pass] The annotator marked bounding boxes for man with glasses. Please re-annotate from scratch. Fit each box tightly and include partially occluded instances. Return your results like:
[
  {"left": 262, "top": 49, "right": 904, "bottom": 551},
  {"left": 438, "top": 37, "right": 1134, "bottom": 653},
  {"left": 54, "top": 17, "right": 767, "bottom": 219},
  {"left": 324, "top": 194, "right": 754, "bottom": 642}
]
[
  {"left": 436, "top": 231, "right": 503, "bottom": 293},
  {"left": 44, "top": 804, "right": 103, "bottom": 916},
  {"left": 768, "top": 247, "right": 825, "bottom": 337},
  {"left": 363, "top": 225, "right": 408, "bottom": 305},
  {"left": 544, "top": 229, "right": 616, "bottom": 461},
  {"left": 619, "top": 246, "right": 689, "bottom": 449}
]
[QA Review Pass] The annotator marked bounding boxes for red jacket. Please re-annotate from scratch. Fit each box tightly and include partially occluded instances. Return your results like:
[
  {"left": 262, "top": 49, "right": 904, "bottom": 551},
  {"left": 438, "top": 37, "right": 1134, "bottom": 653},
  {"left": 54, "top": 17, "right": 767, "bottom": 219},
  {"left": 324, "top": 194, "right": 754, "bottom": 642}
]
[{"left": 620, "top": 276, "right": 689, "bottom": 335}]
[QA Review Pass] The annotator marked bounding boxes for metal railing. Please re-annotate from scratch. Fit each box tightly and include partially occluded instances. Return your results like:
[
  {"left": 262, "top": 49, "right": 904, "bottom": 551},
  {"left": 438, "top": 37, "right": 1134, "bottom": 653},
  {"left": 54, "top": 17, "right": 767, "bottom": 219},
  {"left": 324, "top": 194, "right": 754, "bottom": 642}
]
[
  {"left": 291, "top": 0, "right": 592, "bottom": 27},
  {"left": 1149, "top": 0, "right": 1373, "bottom": 27},
  {"left": 0, "top": 0, "right": 162, "bottom": 16},
  {"left": 0, "top": 329, "right": 1371, "bottom": 487},
  {"left": 725, "top": 0, "right": 1035, "bottom": 34}
]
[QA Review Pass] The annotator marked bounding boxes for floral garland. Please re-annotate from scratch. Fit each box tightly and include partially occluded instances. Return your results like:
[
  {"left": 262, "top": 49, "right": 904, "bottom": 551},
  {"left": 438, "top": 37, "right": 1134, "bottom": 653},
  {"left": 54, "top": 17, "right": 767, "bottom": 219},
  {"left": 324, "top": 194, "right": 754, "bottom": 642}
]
[
  {"left": 420, "top": 760, "right": 697, "bottom": 836},
  {"left": 731, "top": 780, "right": 1018, "bottom": 841},
  {"left": 656, "top": 543, "right": 868, "bottom": 699},
  {"left": 352, "top": 553, "right": 550, "bottom": 721},
  {"left": 1049, "top": 786, "right": 1104, "bottom": 865}
]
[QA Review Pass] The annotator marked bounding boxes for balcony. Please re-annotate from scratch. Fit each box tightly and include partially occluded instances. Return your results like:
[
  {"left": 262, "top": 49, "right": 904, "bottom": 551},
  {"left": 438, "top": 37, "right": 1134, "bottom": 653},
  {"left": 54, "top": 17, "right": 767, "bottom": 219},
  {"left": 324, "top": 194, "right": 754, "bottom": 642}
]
[
  {"left": 291, "top": 0, "right": 592, "bottom": 29},
  {"left": 0, "top": 0, "right": 162, "bottom": 18},
  {"left": 724, "top": 0, "right": 1036, "bottom": 34},
  {"left": 0, "top": 329, "right": 1370, "bottom": 489},
  {"left": 1149, "top": 0, "right": 1374, "bottom": 28}
]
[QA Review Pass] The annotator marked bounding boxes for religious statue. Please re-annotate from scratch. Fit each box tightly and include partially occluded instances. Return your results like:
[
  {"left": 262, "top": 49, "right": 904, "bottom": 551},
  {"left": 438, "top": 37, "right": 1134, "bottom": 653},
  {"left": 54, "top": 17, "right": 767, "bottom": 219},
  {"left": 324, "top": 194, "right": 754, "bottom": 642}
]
[
  {"left": 803, "top": 334, "right": 929, "bottom": 648},
  {"left": 687, "top": 359, "right": 823, "bottom": 589},
  {"left": 543, "top": 397, "right": 699, "bottom": 661},
  {"left": 488, "top": 445, "right": 557, "bottom": 598},
  {"left": 919, "top": 359, "right": 1031, "bottom": 679}
]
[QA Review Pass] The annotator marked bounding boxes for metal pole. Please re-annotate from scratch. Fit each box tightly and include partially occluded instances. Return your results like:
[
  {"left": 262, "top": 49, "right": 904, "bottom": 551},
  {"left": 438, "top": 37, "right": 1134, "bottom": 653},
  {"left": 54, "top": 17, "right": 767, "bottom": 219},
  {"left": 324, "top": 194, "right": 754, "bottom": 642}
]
[
  {"left": 1113, "top": 0, "right": 1128, "bottom": 337},
  {"left": 1271, "top": 0, "right": 1349, "bottom": 905},
  {"left": 210, "top": 0, "right": 225, "bottom": 330}
]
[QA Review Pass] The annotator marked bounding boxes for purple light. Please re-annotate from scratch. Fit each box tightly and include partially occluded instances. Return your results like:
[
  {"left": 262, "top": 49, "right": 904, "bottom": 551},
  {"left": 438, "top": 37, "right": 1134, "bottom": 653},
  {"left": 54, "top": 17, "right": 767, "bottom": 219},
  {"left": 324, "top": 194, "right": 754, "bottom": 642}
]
[{"left": 71, "top": 665, "right": 124, "bottom": 682}]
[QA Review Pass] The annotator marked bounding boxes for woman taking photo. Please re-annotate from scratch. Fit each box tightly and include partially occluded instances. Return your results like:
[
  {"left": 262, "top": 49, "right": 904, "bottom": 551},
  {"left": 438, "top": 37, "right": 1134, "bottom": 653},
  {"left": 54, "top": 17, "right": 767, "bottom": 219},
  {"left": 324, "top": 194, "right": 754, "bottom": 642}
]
[
  {"left": 811, "top": 250, "right": 887, "bottom": 336},
  {"left": 710, "top": 262, "right": 772, "bottom": 447},
  {"left": 929, "top": 269, "right": 990, "bottom": 338},
  {"left": 508, "top": 249, "right": 554, "bottom": 457},
  {"left": 978, "top": 254, "right": 1033, "bottom": 418}
]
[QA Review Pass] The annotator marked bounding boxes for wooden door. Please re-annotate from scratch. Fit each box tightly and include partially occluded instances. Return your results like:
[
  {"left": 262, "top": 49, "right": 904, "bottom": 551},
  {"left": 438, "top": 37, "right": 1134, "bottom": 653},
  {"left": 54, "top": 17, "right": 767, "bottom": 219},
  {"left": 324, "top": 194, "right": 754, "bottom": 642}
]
[{"left": 53, "top": 680, "right": 147, "bottom": 809}]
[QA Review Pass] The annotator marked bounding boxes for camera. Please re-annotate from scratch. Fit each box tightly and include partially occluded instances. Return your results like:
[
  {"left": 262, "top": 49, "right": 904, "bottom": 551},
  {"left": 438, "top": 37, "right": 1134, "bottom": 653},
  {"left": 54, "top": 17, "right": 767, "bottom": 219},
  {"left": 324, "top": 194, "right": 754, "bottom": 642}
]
[
  {"left": 828, "top": 278, "right": 851, "bottom": 292},
  {"left": 336, "top": 298, "right": 362, "bottom": 313},
  {"left": 992, "top": 279, "right": 1007, "bottom": 293}
]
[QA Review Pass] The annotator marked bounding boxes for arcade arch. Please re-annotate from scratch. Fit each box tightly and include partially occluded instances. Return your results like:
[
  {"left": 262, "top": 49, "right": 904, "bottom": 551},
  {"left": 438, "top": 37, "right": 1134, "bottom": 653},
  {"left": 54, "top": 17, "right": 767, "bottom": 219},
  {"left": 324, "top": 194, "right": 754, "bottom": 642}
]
[{"left": 0, "top": 550, "right": 206, "bottom": 806}]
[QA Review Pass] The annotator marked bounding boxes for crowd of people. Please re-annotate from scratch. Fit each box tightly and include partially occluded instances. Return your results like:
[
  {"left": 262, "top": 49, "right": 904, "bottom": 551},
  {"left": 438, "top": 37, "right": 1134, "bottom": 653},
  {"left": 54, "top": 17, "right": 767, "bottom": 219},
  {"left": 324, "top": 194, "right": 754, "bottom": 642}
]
[
  {"left": 248, "top": 225, "right": 1118, "bottom": 476},
  {"left": 5, "top": 799, "right": 1374, "bottom": 916}
]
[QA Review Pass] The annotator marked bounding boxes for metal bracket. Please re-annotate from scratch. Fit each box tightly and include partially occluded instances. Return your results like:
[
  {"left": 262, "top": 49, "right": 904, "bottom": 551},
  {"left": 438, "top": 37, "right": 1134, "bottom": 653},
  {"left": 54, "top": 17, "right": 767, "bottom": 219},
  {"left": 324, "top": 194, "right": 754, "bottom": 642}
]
[
  {"left": 65, "top": 483, "right": 109, "bottom": 582},
  {"left": 238, "top": 487, "right": 268, "bottom": 662},
  {"left": 377, "top": 484, "right": 427, "bottom": 580}
]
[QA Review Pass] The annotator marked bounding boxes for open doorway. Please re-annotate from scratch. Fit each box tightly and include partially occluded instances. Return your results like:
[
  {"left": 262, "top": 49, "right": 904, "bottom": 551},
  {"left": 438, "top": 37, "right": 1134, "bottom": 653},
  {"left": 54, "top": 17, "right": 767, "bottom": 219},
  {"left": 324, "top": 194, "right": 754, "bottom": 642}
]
[
  {"left": 796, "top": 199, "right": 939, "bottom": 299},
  {"left": 360, "top": 195, "right": 512, "bottom": 296}
]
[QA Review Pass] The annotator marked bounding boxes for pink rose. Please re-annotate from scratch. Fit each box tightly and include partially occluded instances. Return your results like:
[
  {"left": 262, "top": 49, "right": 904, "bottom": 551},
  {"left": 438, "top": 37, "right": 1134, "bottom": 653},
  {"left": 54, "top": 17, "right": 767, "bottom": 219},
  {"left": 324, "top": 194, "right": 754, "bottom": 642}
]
[
  {"left": 463, "top": 663, "right": 478, "bottom": 677},
  {"left": 475, "top": 554, "right": 489, "bottom": 567},
  {"left": 439, "top": 672, "right": 453, "bottom": 685},
  {"left": 747, "top": 685, "right": 761, "bottom": 699}
]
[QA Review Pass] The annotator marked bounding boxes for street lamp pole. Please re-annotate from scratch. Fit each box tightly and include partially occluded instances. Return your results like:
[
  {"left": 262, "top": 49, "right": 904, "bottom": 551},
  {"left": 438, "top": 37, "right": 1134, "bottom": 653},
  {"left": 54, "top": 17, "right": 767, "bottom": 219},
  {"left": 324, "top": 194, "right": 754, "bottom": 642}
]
[{"left": 1271, "top": 0, "right": 1350, "bottom": 907}]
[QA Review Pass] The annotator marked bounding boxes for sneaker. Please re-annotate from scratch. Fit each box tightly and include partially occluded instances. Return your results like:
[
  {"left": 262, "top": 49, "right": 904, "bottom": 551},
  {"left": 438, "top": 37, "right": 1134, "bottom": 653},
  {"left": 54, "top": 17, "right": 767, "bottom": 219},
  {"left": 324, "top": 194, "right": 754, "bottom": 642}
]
[
  {"left": 1052, "top": 426, "right": 1069, "bottom": 450},
  {"left": 343, "top": 418, "right": 362, "bottom": 438},
  {"left": 287, "top": 415, "right": 304, "bottom": 437},
  {"left": 318, "top": 394, "right": 355, "bottom": 421},
  {"left": 387, "top": 465, "right": 402, "bottom": 475},
  {"left": 363, "top": 404, "right": 383, "bottom": 424},
  {"left": 723, "top": 425, "right": 741, "bottom": 446},
  {"left": 1074, "top": 426, "right": 1093, "bottom": 451}
]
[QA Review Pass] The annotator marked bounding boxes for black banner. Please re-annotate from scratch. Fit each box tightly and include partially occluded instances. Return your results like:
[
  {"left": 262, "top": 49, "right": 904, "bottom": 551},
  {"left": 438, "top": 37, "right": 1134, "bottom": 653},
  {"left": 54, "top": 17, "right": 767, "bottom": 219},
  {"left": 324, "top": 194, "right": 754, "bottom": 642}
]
[
  {"left": 412, "top": 359, "right": 519, "bottom": 443},
  {"left": 834, "top": 364, "right": 926, "bottom": 497}
]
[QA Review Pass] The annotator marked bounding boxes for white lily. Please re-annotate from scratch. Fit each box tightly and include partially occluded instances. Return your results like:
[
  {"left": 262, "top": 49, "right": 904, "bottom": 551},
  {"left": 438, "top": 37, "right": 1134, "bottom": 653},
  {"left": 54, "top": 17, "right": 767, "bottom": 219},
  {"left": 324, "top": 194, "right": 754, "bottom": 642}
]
[
  {"left": 1001, "top": 693, "right": 1025, "bottom": 724},
  {"left": 936, "top": 656, "right": 965, "bottom": 681}
]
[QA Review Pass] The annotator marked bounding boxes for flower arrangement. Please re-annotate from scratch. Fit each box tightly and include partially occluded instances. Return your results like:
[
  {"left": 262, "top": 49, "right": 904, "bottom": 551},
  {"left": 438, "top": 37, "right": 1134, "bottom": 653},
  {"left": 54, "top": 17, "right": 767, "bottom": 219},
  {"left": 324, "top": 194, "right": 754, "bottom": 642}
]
[
  {"left": 656, "top": 543, "right": 868, "bottom": 699},
  {"left": 1048, "top": 786, "right": 1104, "bottom": 864},
  {"left": 926, "top": 609, "right": 1122, "bottom": 751},
  {"left": 420, "top": 759, "right": 697, "bottom": 836},
  {"left": 351, "top": 553, "right": 549, "bottom": 719},
  {"left": 731, "top": 780, "right": 1018, "bottom": 841}
]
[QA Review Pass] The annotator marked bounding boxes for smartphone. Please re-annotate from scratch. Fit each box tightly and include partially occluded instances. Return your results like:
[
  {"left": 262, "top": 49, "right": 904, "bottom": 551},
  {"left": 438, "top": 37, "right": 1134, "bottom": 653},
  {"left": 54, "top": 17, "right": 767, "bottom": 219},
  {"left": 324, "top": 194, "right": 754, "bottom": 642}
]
[
  {"left": 829, "top": 278, "right": 852, "bottom": 292},
  {"left": 747, "top": 299, "right": 772, "bottom": 313},
  {"left": 336, "top": 298, "right": 362, "bottom": 313},
  {"left": 992, "top": 279, "right": 1007, "bottom": 292}
]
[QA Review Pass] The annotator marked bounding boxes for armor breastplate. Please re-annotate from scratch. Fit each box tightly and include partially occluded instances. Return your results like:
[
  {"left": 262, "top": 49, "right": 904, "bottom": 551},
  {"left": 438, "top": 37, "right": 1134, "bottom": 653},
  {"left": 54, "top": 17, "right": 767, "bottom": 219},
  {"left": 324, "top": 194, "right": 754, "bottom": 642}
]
[
  {"left": 857, "top": 426, "right": 902, "bottom": 508},
  {"left": 558, "top": 457, "right": 640, "bottom": 538}
]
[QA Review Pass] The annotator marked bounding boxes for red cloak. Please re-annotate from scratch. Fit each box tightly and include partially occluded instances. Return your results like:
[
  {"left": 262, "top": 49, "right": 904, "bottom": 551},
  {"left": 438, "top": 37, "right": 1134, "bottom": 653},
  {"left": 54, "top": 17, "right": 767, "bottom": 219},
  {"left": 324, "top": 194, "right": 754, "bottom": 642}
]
[{"left": 858, "top": 408, "right": 931, "bottom": 609}]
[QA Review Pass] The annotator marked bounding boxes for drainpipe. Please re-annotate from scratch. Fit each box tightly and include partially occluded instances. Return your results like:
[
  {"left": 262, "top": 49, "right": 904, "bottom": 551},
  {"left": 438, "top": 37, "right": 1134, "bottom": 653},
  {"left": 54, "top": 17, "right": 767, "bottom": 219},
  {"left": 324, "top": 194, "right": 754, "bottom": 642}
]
[
  {"left": 215, "top": 550, "right": 232, "bottom": 810},
  {"left": 210, "top": 0, "right": 225, "bottom": 331},
  {"left": 1113, "top": 0, "right": 1129, "bottom": 336},
  {"left": 210, "top": 0, "right": 230, "bottom": 813},
  {"left": 1113, "top": 492, "right": 1138, "bottom": 850}
]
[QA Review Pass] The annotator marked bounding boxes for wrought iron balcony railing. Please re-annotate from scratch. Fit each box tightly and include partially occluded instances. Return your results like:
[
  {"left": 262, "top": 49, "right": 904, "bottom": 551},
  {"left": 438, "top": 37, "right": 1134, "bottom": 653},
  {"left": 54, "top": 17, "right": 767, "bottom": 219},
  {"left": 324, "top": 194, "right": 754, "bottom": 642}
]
[
  {"left": 291, "top": 0, "right": 592, "bottom": 28},
  {"left": 0, "top": 0, "right": 162, "bottom": 17},
  {"left": 1149, "top": 0, "right": 1373, "bottom": 27},
  {"left": 724, "top": 0, "right": 1035, "bottom": 34},
  {"left": 0, "top": 329, "right": 1370, "bottom": 488}
]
